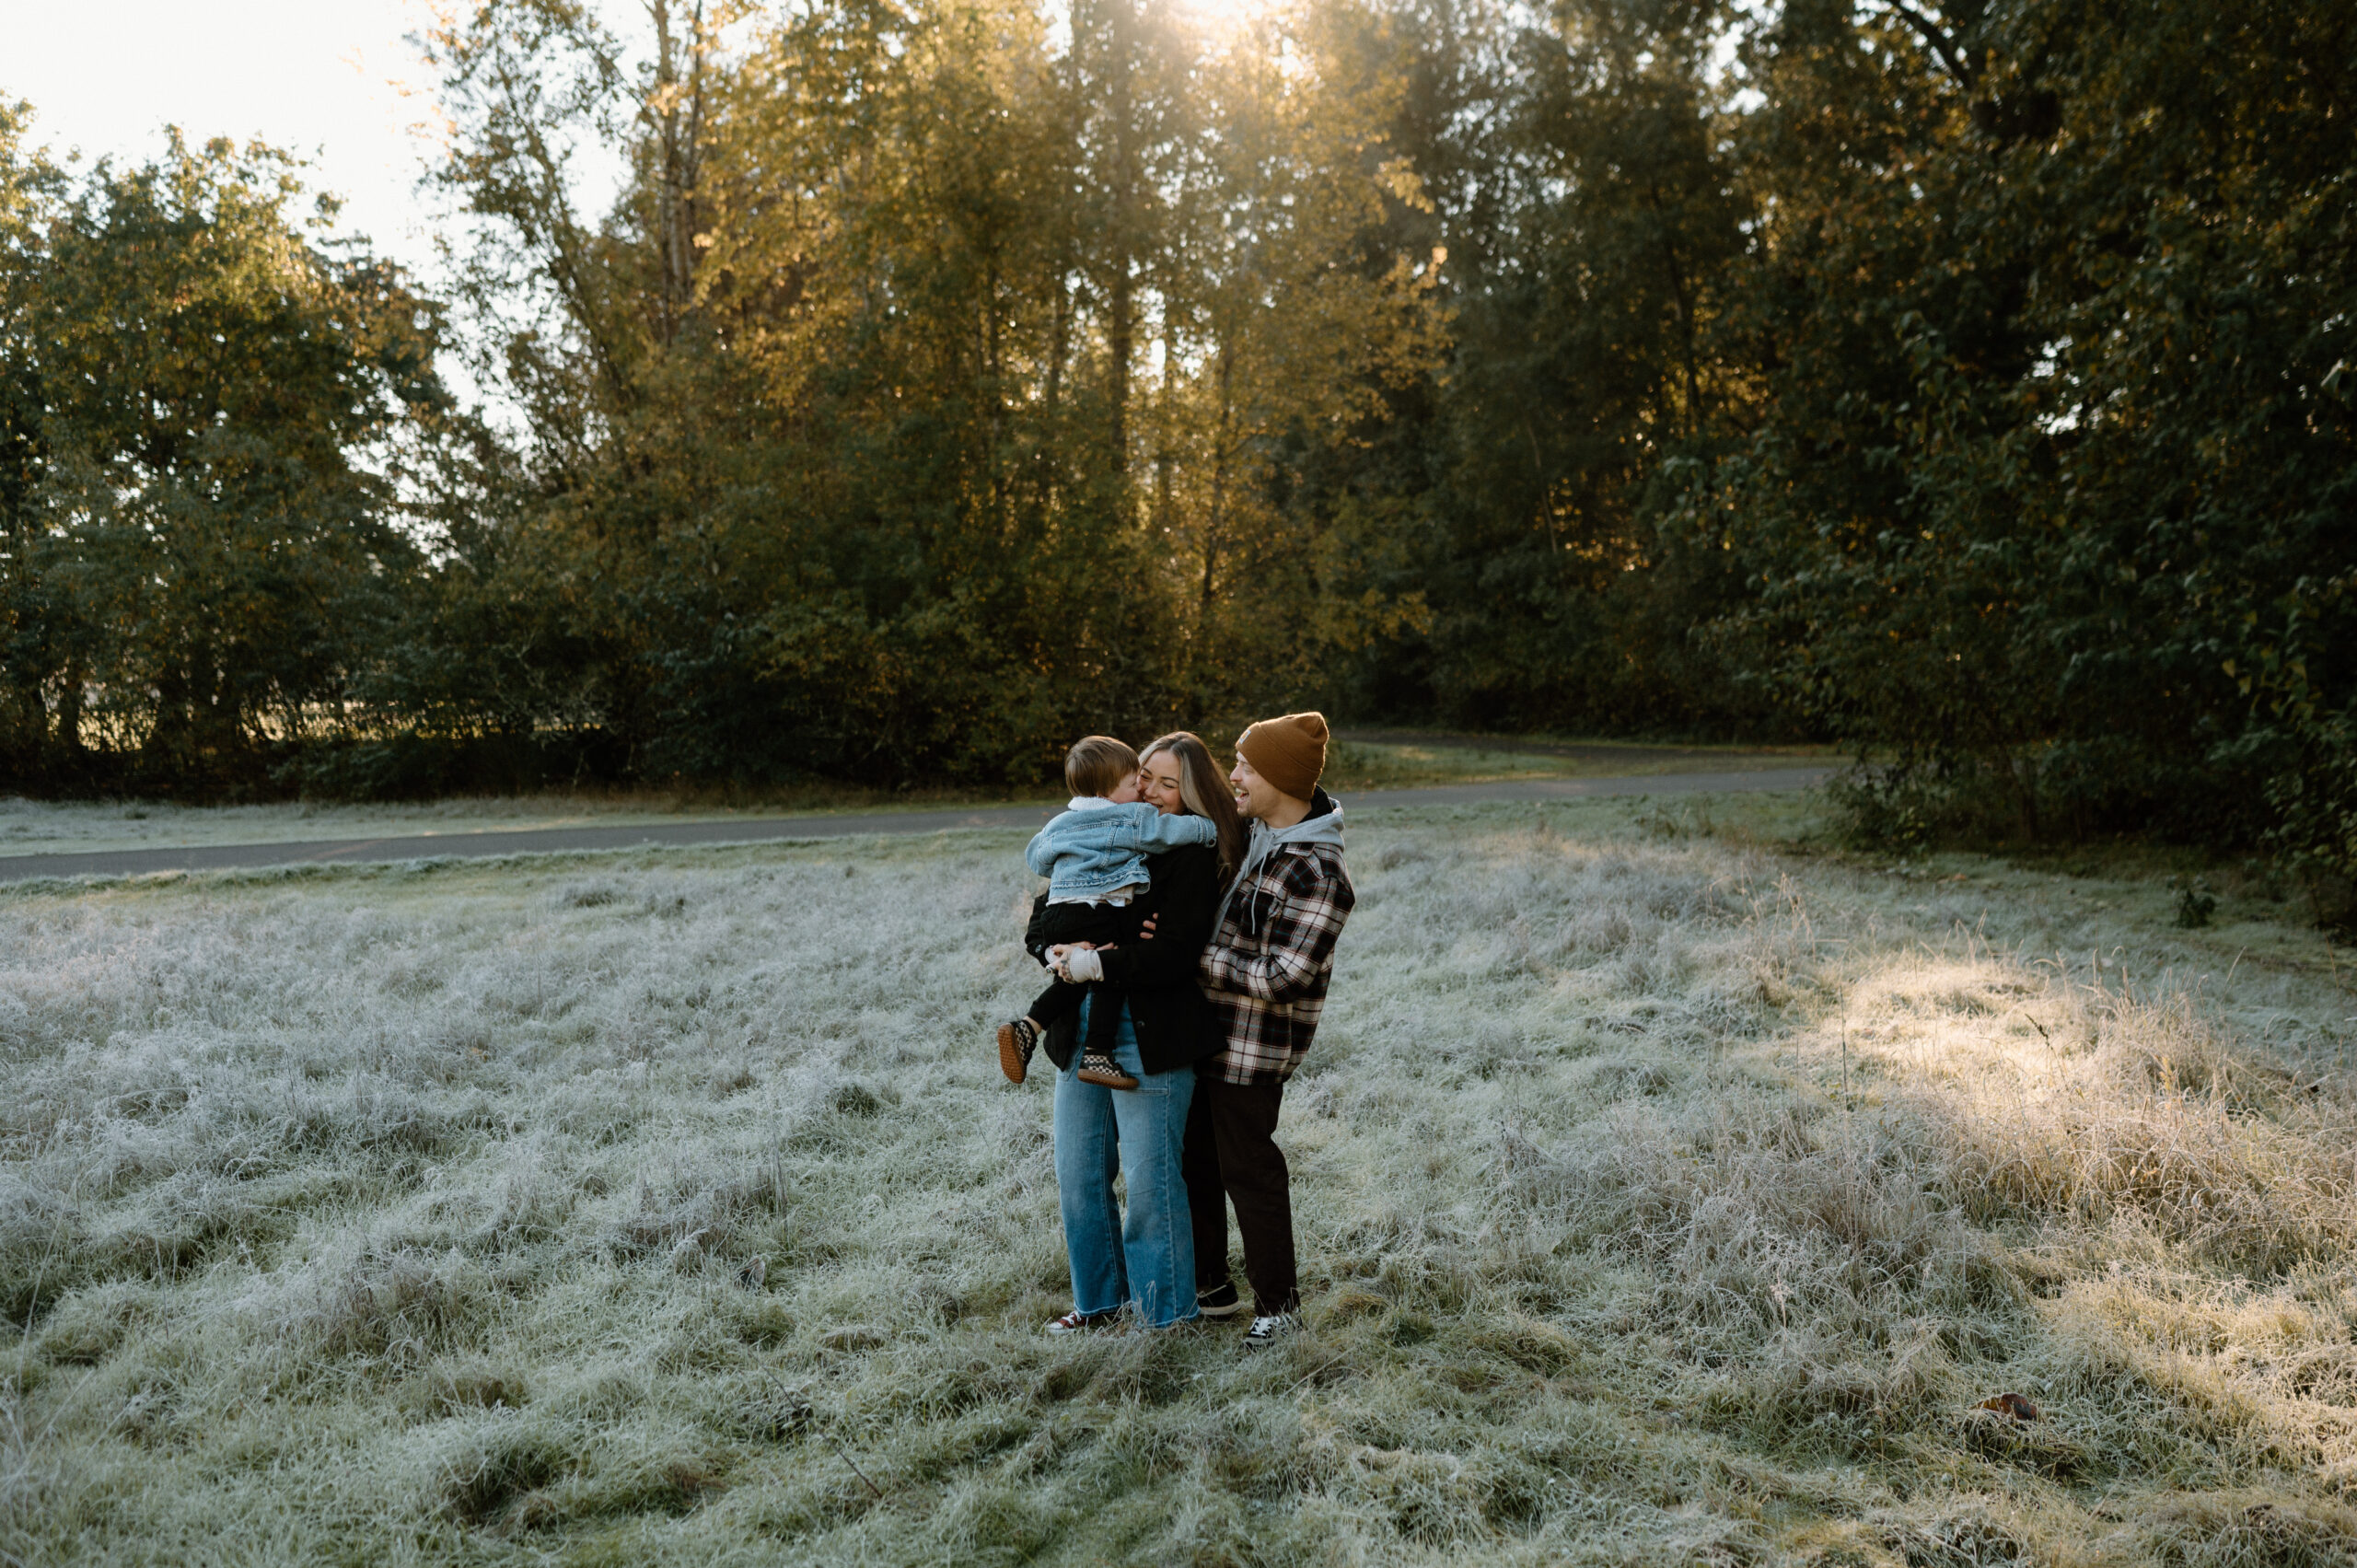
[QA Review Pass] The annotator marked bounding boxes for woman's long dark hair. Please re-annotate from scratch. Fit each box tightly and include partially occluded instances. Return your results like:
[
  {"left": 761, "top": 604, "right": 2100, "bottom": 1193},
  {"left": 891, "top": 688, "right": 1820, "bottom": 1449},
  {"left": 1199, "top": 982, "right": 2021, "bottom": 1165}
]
[{"left": 1140, "top": 731, "right": 1248, "bottom": 888}]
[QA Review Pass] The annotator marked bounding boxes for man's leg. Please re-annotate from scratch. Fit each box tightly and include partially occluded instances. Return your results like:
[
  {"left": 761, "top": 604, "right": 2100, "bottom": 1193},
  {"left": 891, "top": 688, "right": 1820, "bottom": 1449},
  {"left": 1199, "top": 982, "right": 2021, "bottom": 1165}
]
[{"left": 1207, "top": 1078, "right": 1296, "bottom": 1316}]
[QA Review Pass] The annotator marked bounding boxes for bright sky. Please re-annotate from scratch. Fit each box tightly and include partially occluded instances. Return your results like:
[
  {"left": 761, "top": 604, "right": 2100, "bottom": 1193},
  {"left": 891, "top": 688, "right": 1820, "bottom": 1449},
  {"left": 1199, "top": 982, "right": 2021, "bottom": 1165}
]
[
  {"left": 3, "top": 0, "right": 453, "bottom": 283},
  {"left": 2, "top": 0, "right": 1275, "bottom": 303}
]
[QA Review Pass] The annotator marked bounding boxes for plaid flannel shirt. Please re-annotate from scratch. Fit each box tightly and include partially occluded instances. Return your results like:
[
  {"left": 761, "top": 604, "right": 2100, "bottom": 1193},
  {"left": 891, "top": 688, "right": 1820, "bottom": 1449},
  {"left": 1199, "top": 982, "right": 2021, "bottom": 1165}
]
[{"left": 1197, "top": 839, "right": 1354, "bottom": 1086}]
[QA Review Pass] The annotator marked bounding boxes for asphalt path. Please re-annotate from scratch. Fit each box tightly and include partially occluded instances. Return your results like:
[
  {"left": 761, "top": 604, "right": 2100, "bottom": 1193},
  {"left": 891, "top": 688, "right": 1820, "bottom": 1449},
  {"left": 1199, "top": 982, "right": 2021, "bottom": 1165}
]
[
  {"left": 1336, "top": 727, "right": 1828, "bottom": 770},
  {"left": 0, "top": 766, "right": 1833, "bottom": 885}
]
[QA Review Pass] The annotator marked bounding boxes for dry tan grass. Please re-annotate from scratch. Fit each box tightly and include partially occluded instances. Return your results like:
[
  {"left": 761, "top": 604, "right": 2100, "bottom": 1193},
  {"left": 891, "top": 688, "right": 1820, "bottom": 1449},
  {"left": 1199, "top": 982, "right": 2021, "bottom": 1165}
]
[{"left": 2, "top": 799, "right": 2354, "bottom": 1564}]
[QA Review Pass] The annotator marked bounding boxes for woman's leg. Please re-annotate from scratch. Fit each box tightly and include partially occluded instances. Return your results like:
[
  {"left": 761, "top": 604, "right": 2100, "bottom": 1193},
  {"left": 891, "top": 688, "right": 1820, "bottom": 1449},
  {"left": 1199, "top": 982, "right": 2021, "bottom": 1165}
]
[
  {"left": 1052, "top": 993, "right": 1127, "bottom": 1315},
  {"left": 1105, "top": 1006, "right": 1199, "bottom": 1328},
  {"left": 1182, "top": 1082, "right": 1232, "bottom": 1296}
]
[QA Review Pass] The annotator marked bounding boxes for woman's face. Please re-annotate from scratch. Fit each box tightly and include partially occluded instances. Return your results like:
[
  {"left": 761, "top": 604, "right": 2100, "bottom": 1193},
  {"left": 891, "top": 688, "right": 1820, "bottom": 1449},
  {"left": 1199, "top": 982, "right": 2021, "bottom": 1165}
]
[{"left": 1137, "top": 749, "right": 1188, "bottom": 816}]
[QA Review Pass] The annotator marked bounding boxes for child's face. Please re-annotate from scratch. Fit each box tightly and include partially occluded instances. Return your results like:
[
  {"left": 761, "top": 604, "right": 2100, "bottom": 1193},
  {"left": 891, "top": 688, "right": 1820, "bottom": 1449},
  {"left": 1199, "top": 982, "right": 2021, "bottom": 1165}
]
[{"left": 1103, "top": 770, "right": 1143, "bottom": 806}]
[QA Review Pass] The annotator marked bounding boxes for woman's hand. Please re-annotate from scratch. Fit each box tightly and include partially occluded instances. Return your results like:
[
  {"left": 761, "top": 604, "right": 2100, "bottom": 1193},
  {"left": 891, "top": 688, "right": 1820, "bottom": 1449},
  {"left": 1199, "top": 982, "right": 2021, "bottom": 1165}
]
[{"left": 1136, "top": 915, "right": 1158, "bottom": 942}]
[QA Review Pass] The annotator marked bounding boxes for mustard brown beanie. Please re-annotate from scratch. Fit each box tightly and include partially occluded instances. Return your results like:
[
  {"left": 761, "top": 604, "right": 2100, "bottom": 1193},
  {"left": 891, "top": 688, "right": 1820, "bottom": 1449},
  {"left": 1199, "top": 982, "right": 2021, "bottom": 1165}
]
[{"left": 1237, "top": 711, "right": 1329, "bottom": 801}]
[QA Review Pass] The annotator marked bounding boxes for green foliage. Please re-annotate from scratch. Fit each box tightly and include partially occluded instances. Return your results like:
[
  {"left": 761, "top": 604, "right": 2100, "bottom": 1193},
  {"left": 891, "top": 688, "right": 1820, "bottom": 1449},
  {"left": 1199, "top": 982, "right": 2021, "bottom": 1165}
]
[
  {"left": 1327, "top": 0, "right": 2357, "bottom": 891},
  {"left": 2267, "top": 706, "right": 2357, "bottom": 931},
  {"left": 394, "top": 0, "right": 1442, "bottom": 790},
  {"left": 0, "top": 110, "right": 453, "bottom": 796},
  {"left": 1693, "top": 0, "right": 2357, "bottom": 854},
  {"left": 5, "top": 0, "right": 2353, "bottom": 902},
  {"left": 1382, "top": 0, "right": 1761, "bottom": 734},
  {"left": 2171, "top": 877, "right": 2219, "bottom": 930}
]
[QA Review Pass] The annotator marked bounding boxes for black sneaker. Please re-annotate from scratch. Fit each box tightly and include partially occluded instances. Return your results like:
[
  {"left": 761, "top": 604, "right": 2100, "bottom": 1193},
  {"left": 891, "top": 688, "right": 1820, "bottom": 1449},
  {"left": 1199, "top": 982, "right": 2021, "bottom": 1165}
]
[
  {"left": 1076, "top": 1049, "right": 1139, "bottom": 1090},
  {"left": 1045, "top": 1307, "right": 1120, "bottom": 1335},
  {"left": 1196, "top": 1282, "right": 1244, "bottom": 1318},
  {"left": 997, "top": 1017, "right": 1040, "bottom": 1084},
  {"left": 1242, "top": 1311, "right": 1300, "bottom": 1350}
]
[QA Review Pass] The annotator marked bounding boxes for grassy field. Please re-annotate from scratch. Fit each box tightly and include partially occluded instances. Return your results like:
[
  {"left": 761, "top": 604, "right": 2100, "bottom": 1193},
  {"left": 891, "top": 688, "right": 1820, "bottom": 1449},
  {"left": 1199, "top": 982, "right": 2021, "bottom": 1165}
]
[
  {"left": 0, "top": 738, "right": 1826, "bottom": 858},
  {"left": 6, "top": 796, "right": 2356, "bottom": 1565}
]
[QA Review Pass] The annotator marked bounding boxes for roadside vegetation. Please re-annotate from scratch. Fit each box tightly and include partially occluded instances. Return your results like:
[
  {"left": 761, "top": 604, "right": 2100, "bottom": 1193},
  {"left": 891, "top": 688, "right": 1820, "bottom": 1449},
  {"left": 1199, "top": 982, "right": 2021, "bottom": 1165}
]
[{"left": 6, "top": 799, "right": 2354, "bottom": 1564}]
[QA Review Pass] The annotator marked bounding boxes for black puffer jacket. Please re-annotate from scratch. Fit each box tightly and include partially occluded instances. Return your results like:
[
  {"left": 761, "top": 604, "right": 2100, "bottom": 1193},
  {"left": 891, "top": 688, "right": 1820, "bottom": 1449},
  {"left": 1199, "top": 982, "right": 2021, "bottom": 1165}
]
[{"left": 1026, "top": 841, "right": 1225, "bottom": 1076}]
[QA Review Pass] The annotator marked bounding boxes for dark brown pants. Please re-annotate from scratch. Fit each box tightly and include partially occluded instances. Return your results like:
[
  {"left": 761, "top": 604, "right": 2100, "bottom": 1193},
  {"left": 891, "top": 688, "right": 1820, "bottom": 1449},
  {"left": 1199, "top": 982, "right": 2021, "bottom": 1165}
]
[{"left": 1183, "top": 1074, "right": 1298, "bottom": 1316}]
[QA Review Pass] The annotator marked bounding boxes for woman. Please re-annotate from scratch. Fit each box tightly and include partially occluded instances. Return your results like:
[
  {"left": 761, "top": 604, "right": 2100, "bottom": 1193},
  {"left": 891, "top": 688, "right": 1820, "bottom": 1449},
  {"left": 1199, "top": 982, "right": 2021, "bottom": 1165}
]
[{"left": 1034, "top": 732, "right": 1246, "bottom": 1332}]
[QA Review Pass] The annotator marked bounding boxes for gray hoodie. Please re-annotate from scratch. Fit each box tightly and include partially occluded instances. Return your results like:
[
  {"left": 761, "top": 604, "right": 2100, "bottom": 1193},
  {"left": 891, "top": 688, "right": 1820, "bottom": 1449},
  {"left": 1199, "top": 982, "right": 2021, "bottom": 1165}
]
[{"left": 1211, "top": 792, "right": 1348, "bottom": 940}]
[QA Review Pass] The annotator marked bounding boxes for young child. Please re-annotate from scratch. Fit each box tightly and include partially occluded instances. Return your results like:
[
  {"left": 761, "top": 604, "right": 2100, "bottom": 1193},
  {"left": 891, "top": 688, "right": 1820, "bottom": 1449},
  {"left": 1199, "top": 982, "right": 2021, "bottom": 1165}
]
[{"left": 997, "top": 736, "right": 1216, "bottom": 1089}]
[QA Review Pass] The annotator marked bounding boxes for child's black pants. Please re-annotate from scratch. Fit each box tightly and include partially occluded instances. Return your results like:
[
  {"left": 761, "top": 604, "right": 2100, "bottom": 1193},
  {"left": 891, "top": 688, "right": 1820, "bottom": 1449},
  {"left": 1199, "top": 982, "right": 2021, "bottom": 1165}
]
[{"left": 1025, "top": 900, "right": 1138, "bottom": 1055}]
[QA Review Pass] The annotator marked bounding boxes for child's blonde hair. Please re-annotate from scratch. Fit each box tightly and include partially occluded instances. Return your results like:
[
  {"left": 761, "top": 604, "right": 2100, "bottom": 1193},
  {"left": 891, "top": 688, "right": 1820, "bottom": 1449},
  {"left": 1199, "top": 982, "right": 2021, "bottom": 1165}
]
[{"left": 1064, "top": 735, "right": 1140, "bottom": 797}]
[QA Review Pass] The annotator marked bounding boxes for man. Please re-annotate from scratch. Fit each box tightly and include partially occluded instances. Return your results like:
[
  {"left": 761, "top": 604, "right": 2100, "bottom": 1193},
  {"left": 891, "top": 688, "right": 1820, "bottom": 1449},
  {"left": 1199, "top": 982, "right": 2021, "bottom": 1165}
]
[{"left": 1186, "top": 710, "right": 1354, "bottom": 1348}]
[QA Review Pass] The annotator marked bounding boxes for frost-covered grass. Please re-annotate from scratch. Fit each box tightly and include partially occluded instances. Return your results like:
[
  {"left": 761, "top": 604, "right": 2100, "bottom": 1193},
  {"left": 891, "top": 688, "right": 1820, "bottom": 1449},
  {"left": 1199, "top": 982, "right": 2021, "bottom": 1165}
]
[{"left": 5, "top": 801, "right": 2357, "bottom": 1564}]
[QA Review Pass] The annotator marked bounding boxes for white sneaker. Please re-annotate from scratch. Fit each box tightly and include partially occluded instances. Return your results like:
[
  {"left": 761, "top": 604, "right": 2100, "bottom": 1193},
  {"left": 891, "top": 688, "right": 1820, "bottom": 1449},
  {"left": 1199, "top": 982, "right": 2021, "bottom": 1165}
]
[{"left": 1242, "top": 1312, "right": 1299, "bottom": 1349}]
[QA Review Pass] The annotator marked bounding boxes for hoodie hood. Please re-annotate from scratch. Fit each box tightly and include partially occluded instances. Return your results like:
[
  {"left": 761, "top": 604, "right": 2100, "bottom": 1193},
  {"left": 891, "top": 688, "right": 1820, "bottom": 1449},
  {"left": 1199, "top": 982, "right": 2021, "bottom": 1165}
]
[
  {"left": 1264, "top": 800, "right": 1345, "bottom": 852},
  {"left": 1213, "top": 791, "right": 1346, "bottom": 937}
]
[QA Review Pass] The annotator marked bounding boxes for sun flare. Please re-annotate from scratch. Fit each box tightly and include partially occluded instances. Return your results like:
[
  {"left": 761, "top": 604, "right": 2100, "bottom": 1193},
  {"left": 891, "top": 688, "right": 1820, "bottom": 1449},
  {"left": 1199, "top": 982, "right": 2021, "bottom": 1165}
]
[{"left": 1169, "top": 0, "right": 1282, "bottom": 38}]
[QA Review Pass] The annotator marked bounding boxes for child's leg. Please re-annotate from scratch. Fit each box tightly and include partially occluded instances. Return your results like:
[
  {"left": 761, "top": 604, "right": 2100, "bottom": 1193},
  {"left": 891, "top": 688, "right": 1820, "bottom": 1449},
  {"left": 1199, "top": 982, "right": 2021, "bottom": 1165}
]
[
  {"left": 1028, "top": 976, "right": 1083, "bottom": 1030},
  {"left": 1074, "top": 982, "right": 1139, "bottom": 1089},
  {"left": 1080, "top": 981, "right": 1125, "bottom": 1055}
]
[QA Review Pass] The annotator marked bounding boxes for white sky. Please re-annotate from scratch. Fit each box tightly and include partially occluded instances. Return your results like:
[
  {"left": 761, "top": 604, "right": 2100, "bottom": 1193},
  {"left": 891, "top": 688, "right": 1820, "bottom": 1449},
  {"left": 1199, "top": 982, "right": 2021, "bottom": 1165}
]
[
  {"left": 3, "top": 0, "right": 457, "bottom": 285},
  {"left": 1, "top": 0, "right": 1271, "bottom": 335}
]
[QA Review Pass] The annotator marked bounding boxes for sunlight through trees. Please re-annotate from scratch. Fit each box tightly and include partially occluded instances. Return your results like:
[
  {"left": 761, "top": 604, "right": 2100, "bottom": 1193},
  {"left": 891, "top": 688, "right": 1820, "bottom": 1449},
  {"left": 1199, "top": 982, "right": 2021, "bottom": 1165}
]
[{"left": 1, "top": 0, "right": 2351, "bottom": 894}]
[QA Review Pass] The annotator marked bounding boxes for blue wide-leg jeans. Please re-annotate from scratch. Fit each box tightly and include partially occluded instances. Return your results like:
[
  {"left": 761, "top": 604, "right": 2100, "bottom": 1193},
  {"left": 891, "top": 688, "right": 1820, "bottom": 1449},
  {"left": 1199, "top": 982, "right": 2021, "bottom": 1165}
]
[{"left": 1052, "top": 995, "right": 1199, "bottom": 1328}]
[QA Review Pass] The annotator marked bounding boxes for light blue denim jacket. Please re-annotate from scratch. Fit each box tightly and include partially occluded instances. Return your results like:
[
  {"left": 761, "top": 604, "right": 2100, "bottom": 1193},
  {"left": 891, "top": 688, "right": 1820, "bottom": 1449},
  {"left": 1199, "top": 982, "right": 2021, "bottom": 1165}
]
[{"left": 1025, "top": 797, "right": 1217, "bottom": 901}]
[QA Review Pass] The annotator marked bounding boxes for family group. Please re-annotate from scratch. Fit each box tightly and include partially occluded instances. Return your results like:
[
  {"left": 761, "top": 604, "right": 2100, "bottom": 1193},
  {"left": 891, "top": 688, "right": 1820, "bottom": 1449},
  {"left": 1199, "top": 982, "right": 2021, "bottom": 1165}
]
[{"left": 993, "top": 713, "right": 1353, "bottom": 1348}]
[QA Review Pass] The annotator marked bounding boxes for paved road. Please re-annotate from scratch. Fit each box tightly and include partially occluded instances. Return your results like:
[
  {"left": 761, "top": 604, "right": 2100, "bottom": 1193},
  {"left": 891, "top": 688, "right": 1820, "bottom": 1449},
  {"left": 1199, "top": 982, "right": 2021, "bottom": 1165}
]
[
  {"left": 1337, "top": 727, "right": 1829, "bottom": 770},
  {"left": 0, "top": 766, "right": 1832, "bottom": 885}
]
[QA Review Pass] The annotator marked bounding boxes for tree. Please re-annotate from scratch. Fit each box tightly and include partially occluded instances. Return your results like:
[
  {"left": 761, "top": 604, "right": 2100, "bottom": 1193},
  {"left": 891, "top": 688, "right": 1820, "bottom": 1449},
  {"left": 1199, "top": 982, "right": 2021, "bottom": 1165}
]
[
  {"left": 417, "top": 0, "right": 1446, "bottom": 785},
  {"left": 0, "top": 103, "right": 70, "bottom": 784},
  {"left": 0, "top": 123, "right": 450, "bottom": 794},
  {"left": 1703, "top": 0, "right": 2357, "bottom": 847}
]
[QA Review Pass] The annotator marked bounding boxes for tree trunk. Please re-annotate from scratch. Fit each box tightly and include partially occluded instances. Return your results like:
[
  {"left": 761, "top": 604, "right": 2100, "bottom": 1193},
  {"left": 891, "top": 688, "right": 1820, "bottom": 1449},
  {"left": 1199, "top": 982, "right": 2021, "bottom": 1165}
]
[
  {"left": 648, "top": 0, "right": 706, "bottom": 345},
  {"left": 1644, "top": 181, "right": 1703, "bottom": 438},
  {"left": 1199, "top": 336, "right": 1233, "bottom": 626},
  {"left": 1103, "top": 0, "right": 1136, "bottom": 489}
]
